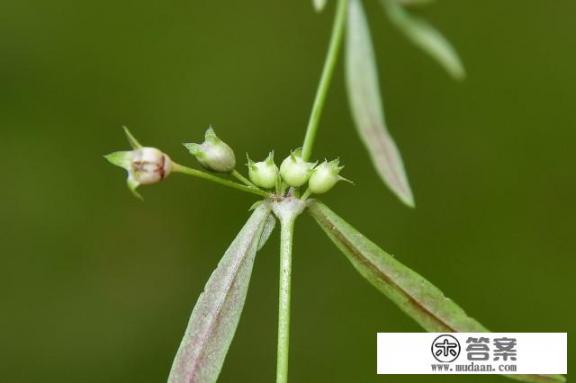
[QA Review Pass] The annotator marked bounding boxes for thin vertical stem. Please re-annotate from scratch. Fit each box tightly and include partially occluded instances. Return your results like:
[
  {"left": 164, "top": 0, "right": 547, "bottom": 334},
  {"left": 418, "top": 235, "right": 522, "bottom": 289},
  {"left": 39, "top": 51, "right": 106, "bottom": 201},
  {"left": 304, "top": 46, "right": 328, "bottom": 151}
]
[
  {"left": 275, "top": 0, "right": 348, "bottom": 380},
  {"left": 276, "top": 216, "right": 296, "bottom": 383},
  {"left": 301, "top": 0, "right": 349, "bottom": 161}
]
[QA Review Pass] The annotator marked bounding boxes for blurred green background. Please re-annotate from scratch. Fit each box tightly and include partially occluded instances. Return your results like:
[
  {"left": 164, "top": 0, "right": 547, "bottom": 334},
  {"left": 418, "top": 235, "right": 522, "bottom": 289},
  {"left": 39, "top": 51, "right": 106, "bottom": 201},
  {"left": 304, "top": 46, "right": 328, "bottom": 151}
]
[{"left": 0, "top": 0, "right": 573, "bottom": 382}]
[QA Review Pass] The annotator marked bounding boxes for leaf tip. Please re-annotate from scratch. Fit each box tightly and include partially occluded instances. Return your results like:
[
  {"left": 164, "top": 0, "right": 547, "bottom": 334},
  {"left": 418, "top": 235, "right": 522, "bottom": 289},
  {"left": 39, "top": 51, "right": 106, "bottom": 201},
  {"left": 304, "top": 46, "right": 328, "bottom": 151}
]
[
  {"left": 402, "top": 194, "right": 416, "bottom": 208},
  {"left": 313, "top": 0, "right": 327, "bottom": 12},
  {"left": 448, "top": 59, "right": 467, "bottom": 81},
  {"left": 395, "top": 181, "right": 415, "bottom": 208}
]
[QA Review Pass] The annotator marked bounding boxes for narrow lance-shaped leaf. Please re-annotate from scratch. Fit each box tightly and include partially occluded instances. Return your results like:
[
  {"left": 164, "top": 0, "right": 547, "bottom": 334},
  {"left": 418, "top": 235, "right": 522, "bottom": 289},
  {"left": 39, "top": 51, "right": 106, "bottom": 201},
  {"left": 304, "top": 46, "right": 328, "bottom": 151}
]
[
  {"left": 381, "top": 0, "right": 465, "bottom": 80},
  {"left": 308, "top": 200, "right": 565, "bottom": 383},
  {"left": 346, "top": 0, "right": 415, "bottom": 207},
  {"left": 168, "top": 203, "right": 273, "bottom": 383},
  {"left": 258, "top": 214, "right": 276, "bottom": 251}
]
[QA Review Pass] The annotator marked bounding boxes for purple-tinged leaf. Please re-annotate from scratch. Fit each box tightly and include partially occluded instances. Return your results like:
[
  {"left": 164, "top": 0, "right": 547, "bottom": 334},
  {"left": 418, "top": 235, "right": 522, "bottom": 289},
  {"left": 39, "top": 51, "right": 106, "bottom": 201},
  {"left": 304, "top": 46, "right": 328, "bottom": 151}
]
[
  {"left": 168, "top": 203, "right": 272, "bottom": 383},
  {"left": 308, "top": 200, "right": 565, "bottom": 383},
  {"left": 345, "top": 0, "right": 415, "bottom": 207}
]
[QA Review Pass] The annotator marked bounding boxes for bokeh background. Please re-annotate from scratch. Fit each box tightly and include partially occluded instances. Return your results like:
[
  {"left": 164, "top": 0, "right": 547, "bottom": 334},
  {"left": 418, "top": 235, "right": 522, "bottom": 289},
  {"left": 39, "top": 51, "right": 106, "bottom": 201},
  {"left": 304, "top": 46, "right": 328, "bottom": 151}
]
[{"left": 0, "top": 0, "right": 573, "bottom": 382}]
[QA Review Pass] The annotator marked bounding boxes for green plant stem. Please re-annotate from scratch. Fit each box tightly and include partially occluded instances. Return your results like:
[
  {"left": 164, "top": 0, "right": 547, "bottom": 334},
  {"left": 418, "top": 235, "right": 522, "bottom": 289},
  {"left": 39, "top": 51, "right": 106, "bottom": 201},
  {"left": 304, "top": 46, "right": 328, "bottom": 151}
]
[
  {"left": 276, "top": 215, "right": 296, "bottom": 383},
  {"left": 301, "top": 0, "right": 349, "bottom": 161},
  {"left": 231, "top": 169, "right": 257, "bottom": 187},
  {"left": 273, "top": 2, "right": 349, "bottom": 379},
  {"left": 172, "top": 163, "right": 269, "bottom": 197}
]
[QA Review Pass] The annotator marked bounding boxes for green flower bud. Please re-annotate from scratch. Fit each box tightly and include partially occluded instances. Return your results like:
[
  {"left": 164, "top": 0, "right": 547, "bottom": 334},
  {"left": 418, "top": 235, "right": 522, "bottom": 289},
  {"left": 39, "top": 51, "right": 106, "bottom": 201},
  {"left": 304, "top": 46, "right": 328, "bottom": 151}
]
[
  {"left": 308, "top": 159, "right": 348, "bottom": 194},
  {"left": 279, "top": 148, "right": 316, "bottom": 187},
  {"left": 104, "top": 127, "right": 172, "bottom": 199},
  {"left": 183, "top": 127, "right": 236, "bottom": 172},
  {"left": 247, "top": 152, "right": 278, "bottom": 189}
]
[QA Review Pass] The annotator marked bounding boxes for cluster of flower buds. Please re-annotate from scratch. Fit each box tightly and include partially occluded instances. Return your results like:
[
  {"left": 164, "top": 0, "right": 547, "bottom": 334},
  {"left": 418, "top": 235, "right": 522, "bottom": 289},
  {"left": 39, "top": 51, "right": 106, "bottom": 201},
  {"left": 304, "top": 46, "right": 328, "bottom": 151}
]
[
  {"left": 246, "top": 148, "right": 349, "bottom": 195},
  {"left": 105, "top": 126, "right": 349, "bottom": 199}
]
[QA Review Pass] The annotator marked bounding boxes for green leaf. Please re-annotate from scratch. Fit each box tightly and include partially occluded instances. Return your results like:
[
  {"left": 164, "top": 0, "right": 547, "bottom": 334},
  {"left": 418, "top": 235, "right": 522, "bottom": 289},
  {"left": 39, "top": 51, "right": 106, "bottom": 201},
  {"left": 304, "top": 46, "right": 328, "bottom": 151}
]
[
  {"left": 308, "top": 200, "right": 565, "bottom": 383},
  {"left": 381, "top": 0, "right": 465, "bottom": 80},
  {"left": 313, "top": 0, "right": 328, "bottom": 12},
  {"left": 309, "top": 200, "right": 484, "bottom": 332},
  {"left": 258, "top": 214, "right": 276, "bottom": 251},
  {"left": 345, "top": 0, "right": 415, "bottom": 207},
  {"left": 168, "top": 203, "right": 273, "bottom": 383}
]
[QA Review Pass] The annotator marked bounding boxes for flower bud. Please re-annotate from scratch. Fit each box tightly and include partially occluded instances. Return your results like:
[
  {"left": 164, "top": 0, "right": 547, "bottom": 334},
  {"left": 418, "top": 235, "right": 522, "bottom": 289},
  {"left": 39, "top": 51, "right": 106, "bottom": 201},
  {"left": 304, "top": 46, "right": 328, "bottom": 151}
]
[
  {"left": 308, "top": 159, "right": 347, "bottom": 194},
  {"left": 131, "top": 147, "right": 172, "bottom": 184},
  {"left": 104, "top": 127, "right": 172, "bottom": 199},
  {"left": 247, "top": 152, "right": 278, "bottom": 189},
  {"left": 279, "top": 149, "right": 316, "bottom": 187},
  {"left": 184, "top": 127, "right": 236, "bottom": 172}
]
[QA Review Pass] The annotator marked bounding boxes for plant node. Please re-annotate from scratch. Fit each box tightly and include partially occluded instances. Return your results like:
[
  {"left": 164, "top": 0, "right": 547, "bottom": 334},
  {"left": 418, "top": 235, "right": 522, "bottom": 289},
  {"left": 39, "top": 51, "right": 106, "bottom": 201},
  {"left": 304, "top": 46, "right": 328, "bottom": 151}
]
[{"left": 272, "top": 197, "right": 306, "bottom": 224}]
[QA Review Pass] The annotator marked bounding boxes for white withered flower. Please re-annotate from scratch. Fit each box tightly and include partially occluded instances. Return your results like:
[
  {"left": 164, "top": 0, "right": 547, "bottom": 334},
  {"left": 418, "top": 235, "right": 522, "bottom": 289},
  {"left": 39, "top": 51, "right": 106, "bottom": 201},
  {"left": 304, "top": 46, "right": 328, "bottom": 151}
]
[{"left": 104, "top": 127, "right": 172, "bottom": 199}]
